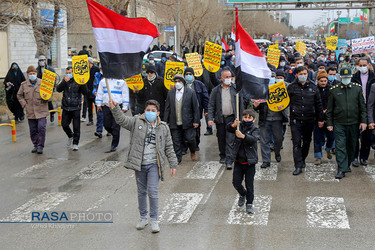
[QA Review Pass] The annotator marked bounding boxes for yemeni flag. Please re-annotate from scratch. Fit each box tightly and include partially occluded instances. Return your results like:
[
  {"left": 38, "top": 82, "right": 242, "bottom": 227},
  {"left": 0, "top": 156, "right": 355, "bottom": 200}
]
[
  {"left": 330, "top": 24, "right": 335, "bottom": 33},
  {"left": 360, "top": 9, "right": 368, "bottom": 21},
  {"left": 86, "top": 0, "right": 160, "bottom": 79},
  {"left": 234, "top": 7, "right": 271, "bottom": 99},
  {"left": 222, "top": 37, "right": 229, "bottom": 51},
  {"left": 231, "top": 22, "right": 236, "bottom": 41}
]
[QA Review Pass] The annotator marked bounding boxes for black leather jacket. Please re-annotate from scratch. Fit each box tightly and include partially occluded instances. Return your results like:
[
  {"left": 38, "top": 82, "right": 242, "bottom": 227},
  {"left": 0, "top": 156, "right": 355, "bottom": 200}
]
[{"left": 56, "top": 78, "right": 88, "bottom": 111}]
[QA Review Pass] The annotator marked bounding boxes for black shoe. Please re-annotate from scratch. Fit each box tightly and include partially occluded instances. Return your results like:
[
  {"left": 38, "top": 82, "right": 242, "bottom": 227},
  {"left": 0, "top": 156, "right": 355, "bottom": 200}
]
[
  {"left": 107, "top": 133, "right": 112, "bottom": 136},
  {"left": 87, "top": 121, "right": 94, "bottom": 126},
  {"left": 50, "top": 113, "right": 54, "bottom": 123},
  {"left": 31, "top": 147, "right": 37, "bottom": 153},
  {"left": 270, "top": 146, "right": 274, "bottom": 151},
  {"left": 238, "top": 195, "right": 245, "bottom": 207},
  {"left": 204, "top": 130, "right": 213, "bottom": 136},
  {"left": 343, "top": 168, "right": 352, "bottom": 173},
  {"left": 293, "top": 168, "right": 302, "bottom": 175},
  {"left": 110, "top": 146, "right": 117, "bottom": 152},
  {"left": 181, "top": 150, "right": 187, "bottom": 155},
  {"left": 37, "top": 148, "right": 43, "bottom": 154},
  {"left": 94, "top": 132, "right": 102, "bottom": 138},
  {"left": 196, "top": 147, "right": 200, "bottom": 151},
  {"left": 302, "top": 162, "right": 306, "bottom": 168},
  {"left": 219, "top": 158, "right": 225, "bottom": 164},
  {"left": 335, "top": 171, "right": 345, "bottom": 179},
  {"left": 20, "top": 116, "right": 25, "bottom": 121},
  {"left": 246, "top": 204, "right": 254, "bottom": 214},
  {"left": 360, "top": 159, "right": 368, "bottom": 166},
  {"left": 352, "top": 159, "right": 359, "bottom": 167},
  {"left": 275, "top": 154, "right": 281, "bottom": 162},
  {"left": 226, "top": 163, "right": 233, "bottom": 170},
  {"left": 261, "top": 162, "right": 270, "bottom": 168}
]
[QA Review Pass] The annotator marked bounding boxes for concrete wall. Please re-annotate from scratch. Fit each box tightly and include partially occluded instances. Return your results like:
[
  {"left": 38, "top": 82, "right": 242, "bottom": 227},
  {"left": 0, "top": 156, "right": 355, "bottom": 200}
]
[{"left": 0, "top": 31, "right": 8, "bottom": 78}]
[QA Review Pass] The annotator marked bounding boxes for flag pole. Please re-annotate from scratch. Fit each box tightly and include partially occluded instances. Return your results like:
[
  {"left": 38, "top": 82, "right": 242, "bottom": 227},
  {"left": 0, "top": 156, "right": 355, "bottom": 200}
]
[
  {"left": 236, "top": 93, "right": 239, "bottom": 131},
  {"left": 105, "top": 78, "right": 112, "bottom": 101}
]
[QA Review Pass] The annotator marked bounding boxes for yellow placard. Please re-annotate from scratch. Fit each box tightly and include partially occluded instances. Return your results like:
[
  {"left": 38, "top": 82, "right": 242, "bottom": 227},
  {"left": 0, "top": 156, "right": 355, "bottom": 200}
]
[
  {"left": 295, "top": 41, "right": 306, "bottom": 56},
  {"left": 203, "top": 41, "right": 222, "bottom": 73},
  {"left": 269, "top": 44, "right": 279, "bottom": 49},
  {"left": 125, "top": 74, "right": 144, "bottom": 91},
  {"left": 267, "top": 48, "right": 281, "bottom": 68},
  {"left": 40, "top": 69, "right": 56, "bottom": 100},
  {"left": 326, "top": 36, "right": 338, "bottom": 51},
  {"left": 72, "top": 55, "right": 90, "bottom": 84},
  {"left": 164, "top": 62, "right": 185, "bottom": 90},
  {"left": 185, "top": 52, "right": 203, "bottom": 77},
  {"left": 267, "top": 81, "right": 289, "bottom": 112}
]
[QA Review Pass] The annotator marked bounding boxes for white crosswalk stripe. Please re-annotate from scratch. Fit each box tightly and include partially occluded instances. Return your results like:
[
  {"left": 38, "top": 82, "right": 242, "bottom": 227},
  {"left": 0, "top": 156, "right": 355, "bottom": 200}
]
[
  {"left": 305, "top": 163, "right": 339, "bottom": 182},
  {"left": 159, "top": 193, "right": 203, "bottom": 223},
  {"left": 0, "top": 192, "right": 70, "bottom": 222},
  {"left": 255, "top": 163, "right": 278, "bottom": 181},
  {"left": 13, "top": 159, "right": 68, "bottom": 178},
  {"left": 77, "top": 161, "right": 122, "bottom": 179},
  {"left": 306, "top": 196, "right": 350, "bottom": 229},
  {"left": 363, "top": 165, "right": 375, "bottom": 181},
  {"left": 227, "top": 195, "right": 272, "bottom": 225},
  {"left": 185, "top": 161, "right": 222, "bottom": 179}
]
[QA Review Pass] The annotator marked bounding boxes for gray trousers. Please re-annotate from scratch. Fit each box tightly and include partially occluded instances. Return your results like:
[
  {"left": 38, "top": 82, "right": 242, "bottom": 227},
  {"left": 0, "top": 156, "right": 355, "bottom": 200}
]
[
  {"left": 260, "top": 120, "right": 284, "bottom": 163},
  {"left": 135, "top": 163, "right": 159, "bottom": 221}
]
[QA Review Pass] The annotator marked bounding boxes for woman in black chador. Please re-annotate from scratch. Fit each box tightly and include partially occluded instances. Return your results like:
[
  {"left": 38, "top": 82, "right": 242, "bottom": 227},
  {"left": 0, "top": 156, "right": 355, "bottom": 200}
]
[{"left": 4, "top": 62, "right": 25, "bottom": 123}]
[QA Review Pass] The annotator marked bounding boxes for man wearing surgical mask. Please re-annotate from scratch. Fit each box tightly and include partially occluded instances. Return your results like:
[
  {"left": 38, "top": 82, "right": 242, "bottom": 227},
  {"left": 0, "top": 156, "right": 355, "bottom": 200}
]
[
  {"left": 156, "top": 53, "right": 167, "bottom": 78},
  {"left": 208, "top": 69, "right": 243, "bottom": 170},
  {"left": 36, "top": 55, "right": 56, "bottom": 123},
  {"left": 287, "top": 66, "right": 324, "bottom": 176},
  {"left": 164, "top": 74, "right": 200, "bottom": 164},
  {"left": 351, "top": 57, "right": 375, "bottom": 167},
  {"left": 327, "top": 67, "right": 367, "bottom": 179}
]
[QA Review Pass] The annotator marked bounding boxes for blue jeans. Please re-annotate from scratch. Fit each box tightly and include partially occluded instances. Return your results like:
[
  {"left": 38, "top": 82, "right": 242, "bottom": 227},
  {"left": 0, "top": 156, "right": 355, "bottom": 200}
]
[
  {"left": 135, "top": 163, "right": 159, "bottom": 221},
  {"left": 96, "top": 106, "right": 103, "bottom": 132},
  {"left": 313, "top": 124, "right": 334, "bottom": 159}
]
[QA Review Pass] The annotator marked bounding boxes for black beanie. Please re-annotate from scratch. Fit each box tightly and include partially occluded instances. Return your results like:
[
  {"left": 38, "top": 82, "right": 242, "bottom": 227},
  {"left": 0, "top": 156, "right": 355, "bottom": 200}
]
[{"left": 184, "top": 67, "right": 194, "bottom": 76}]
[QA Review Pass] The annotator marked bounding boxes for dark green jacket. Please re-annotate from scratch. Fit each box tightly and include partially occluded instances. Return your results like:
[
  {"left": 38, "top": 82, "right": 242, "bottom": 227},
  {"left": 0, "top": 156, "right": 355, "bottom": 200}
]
[{"left": 326, "top": 82, "right": 367, "bottom": 126}]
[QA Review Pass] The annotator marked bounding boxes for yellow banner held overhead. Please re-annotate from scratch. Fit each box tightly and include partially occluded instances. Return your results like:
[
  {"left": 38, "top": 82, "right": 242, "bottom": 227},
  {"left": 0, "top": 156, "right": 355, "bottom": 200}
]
[
  {"left": 267, "top": 81, "right": 290, "bottom": 112},
  {"left": 295, "top": 41, "right": 306, "bottom": 56},
  {"left": 267, "top": 48, "right": 281, "bottom": 68},
  {"left": 185, "top": 52, "right": 203, "bottom": 77},
  {"left": 40, "top": 69, "right": 56, "bottom": 100},
  {"left": 125, "top": 74, "right": 144, "bottom": 91},
  {"left": 164, "top": 62, "right": 185, "bottom": 90},
  {"left": 269, "top": 44, "right": 279, "bottom": 49},
  {"left": 203, "top": 41, "right": 222, "bottom": 73},
  {"left": 72, "top": 55, "right": 90, "bottom": 84},
  {"left": 326, "top": 36, "right": 338, "bottom": 51}
]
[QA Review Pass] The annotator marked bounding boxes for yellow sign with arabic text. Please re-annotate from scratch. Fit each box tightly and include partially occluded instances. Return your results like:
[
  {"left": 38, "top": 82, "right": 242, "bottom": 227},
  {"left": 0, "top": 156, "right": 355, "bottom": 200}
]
[
  {"left": 203, "top": 41, "right": 222, "bottom": 73},
  {"left": 326, "top": 36, "right": 338, "bottom": 51},
  {"left": 267, "top": 81, "right": 289, "bottom": 112},
  {"left": 185, "top": 52, "right": 203, "bottom": 77},
  {"left": 40, "top": 69, "right": 56, "bottom": 100},
  {"left": 125, "top": 74, "right": 144, "bottom": 91},
  {"left": 164, "top": 62, "right": 185, "bottom": 90},
  {"left": 72, "top": 55, "right": 89, "bottom": 84},
  {"left": 267, "top": 48, "right": 281, "bottom": 68},
  {"left": 295, "top": 41, "right": 306, "bottom": 56}
]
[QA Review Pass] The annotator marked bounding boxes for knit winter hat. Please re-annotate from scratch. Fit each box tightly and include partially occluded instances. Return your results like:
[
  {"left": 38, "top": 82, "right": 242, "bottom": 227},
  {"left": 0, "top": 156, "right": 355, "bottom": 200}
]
[
  {"left": 316, "top": 70, "right": 328, "bottom": 80},
  {"left": 184, "top": 67, "right": 194, "bottom": 76},
  {"left": 27, "top": 65, "right": 37, "bottom": 73}
]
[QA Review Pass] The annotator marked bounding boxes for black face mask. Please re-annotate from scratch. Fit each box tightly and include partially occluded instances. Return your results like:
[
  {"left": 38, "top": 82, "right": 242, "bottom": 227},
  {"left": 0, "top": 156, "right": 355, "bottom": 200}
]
[{"left": 242, "top": 120, "right": 253, "bottom": 127}]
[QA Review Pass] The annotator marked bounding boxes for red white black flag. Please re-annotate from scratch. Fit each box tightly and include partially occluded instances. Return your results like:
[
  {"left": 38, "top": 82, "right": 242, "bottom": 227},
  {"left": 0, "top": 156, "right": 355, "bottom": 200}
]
[{"left": 86, "top": 0, "right": 160, "bottom": 79}]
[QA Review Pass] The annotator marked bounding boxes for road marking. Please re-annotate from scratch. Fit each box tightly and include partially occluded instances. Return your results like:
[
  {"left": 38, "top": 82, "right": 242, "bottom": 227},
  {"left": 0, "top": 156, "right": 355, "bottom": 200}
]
[
  {"left": 0, "top": 192, "right": 70, "bottom": 222},
  {"left": 200, "top": 166, "right": 225, "bottom": 204},
  {"left": 254, "top": 163, "right": 278, "bottom": 181},
  {"left": 305, "top": 163, "right": 339, "bottom": 182},
  {"left": 227, "top": 195, "right": 272, "bottom": 225},
  {"left": 306, "top": 196, "right": 350, "bottom": 229},
  {"left": 86, "top": 195, "right": 110, "bottom": 212},
  {"left": 159, "top": 193, "right": 203, "bottom": 223},
  {"left": 363, "top": 165, "right": 375, "bottom": 181},
  {"left": 185, "top": 161, "right": 222, "bottom": 179},
  {"left": 13, "top": 159, "right": 67, "bottom": 178},
  {"left": 77, "top": 161, "right": 122, "bottom": 179}
]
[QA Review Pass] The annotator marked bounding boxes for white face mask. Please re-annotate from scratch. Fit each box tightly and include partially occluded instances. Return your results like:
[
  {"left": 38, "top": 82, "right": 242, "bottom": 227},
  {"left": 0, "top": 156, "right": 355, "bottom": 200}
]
[
  {"left": 39, "top": 61, "right": 45, "bottom": 67},
  {"left": 275, "top": 79, "right": 283, "bottom": 83},
  {"left": 359, "top": 66, "right": 368, "bottom": 74},
  {"left": 175, "top": 82, "right": 183, "bottom": 90},
  {"left": 342, "top": 78, "right": 351, "bottom": 85},
  {"left": 280, "top": 62, "right": 286, "bottom": 67},
  {"left": 297, "top": 63, "right": 304, "bottom": 68},
  {"left": 223, "top": 78, "right": 231, "bottom": 86}
]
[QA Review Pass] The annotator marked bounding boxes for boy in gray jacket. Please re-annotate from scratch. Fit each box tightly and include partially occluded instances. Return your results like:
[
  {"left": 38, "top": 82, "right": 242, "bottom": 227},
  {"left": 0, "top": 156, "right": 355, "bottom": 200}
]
[{"left": 109, "top": 99, "right": 178, "bottom": 233}]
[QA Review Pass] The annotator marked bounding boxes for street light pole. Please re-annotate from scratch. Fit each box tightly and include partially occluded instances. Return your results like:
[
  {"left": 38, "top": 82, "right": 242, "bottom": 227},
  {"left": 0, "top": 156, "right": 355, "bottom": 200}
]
[
  {"left": 337, "top": 10, "right": 342, "bottom": 38},
  {"left": 134, "top": 0, "right": 137, "bottom": 18}
]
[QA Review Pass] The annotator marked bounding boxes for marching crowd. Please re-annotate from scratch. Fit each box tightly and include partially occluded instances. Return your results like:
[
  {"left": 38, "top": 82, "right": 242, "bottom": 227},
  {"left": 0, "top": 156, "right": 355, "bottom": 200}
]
[{"left": 3, "top": 41, "right": 375, "bottom": 233}]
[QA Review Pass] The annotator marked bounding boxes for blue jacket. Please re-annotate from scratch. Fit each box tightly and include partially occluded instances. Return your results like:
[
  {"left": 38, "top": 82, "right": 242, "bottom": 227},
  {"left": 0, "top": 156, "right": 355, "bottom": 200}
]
[{"left": 92, "top": 71, "right": 103, "bottom": 95}]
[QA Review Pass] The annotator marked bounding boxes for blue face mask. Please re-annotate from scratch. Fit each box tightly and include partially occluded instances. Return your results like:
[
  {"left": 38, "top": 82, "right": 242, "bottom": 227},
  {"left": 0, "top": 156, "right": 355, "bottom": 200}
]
[
  {"left": 242, "top": 120, "right": 253, "bottom": 127},
  {"left": 269, "top": 77, "right": 276, "bottom": 85},
  {"left": 185, "top": 74, "right": 194, "bottom": 82},
  {"left": 145, "top": 111, "right": 157, "bottom": 122},
  {"left": 161, "top": 57, "right": 166, "bottom": 62},
  {"left": 29, "top": 75, "right": 37, "bottom": 82},
  {"left": 328, "top": 75, "right": 335, "bottom": 82},
  {"left": 67, "top": 74, "right": 73, "bottom": 79},
  {"left": 221, "top": 61, "right": 225, "bottom": 66}
]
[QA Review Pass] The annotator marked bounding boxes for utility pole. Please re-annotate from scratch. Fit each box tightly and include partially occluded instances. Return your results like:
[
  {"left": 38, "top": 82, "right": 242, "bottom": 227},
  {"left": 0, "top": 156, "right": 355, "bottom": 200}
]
[
  {"left": 337, "top": 10, "right": 342, "bottom": 38},
  {"left": 175, "top": 0, "right": 181, "bottom": 56},
  {"left": 134, "top": 0, "right": 137, "bottom": 18}
]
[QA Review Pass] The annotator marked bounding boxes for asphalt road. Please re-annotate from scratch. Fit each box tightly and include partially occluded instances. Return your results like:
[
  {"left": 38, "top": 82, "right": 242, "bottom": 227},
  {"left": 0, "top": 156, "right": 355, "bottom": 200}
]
[{"left": 1, "top": 115, "right": 375, "bottom": 250}]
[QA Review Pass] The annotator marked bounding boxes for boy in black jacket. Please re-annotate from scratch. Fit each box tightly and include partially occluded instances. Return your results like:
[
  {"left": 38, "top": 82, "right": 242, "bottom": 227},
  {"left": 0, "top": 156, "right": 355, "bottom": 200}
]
[{"left": 227, "top": 109, "right": 259, "bottom": 213}]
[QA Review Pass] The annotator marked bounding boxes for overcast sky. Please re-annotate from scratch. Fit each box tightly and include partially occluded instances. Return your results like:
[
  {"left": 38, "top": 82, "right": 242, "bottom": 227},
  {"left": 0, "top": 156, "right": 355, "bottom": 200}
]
[{"left": 288, "top": 9, "right": 362, "bottom": 28}]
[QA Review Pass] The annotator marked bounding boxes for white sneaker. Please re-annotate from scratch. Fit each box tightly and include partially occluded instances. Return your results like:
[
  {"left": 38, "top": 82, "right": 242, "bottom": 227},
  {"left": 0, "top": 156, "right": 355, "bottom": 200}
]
[
  {"left": 150, "top": 220, "right": 160, "bottom": 233},
  {"left": 72, "top": 144, "right": 78, "bottom": 151},
  {"left": 67, "top": 137, "right": 73, "bottom": 148},
  {"left": 81, "top": 117, "right": 86, "bottom": 122},
  {"left": 136, "top": 218, "right": 148, "bottom": 230}
]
